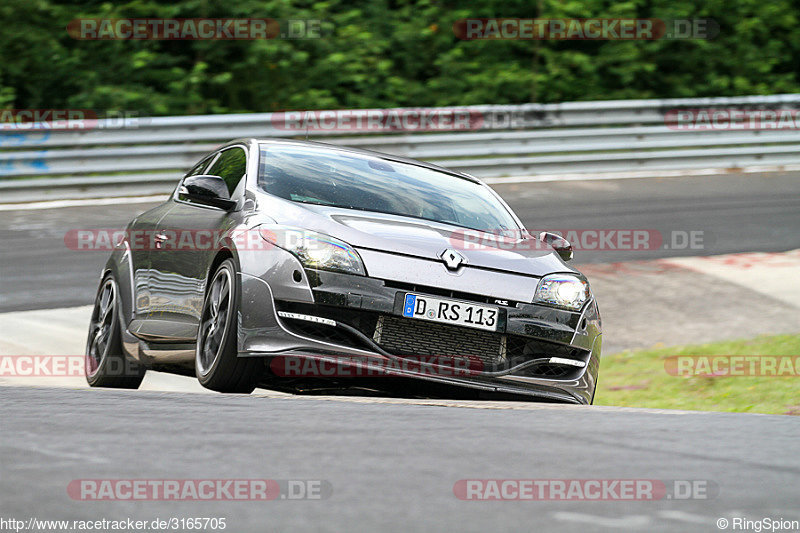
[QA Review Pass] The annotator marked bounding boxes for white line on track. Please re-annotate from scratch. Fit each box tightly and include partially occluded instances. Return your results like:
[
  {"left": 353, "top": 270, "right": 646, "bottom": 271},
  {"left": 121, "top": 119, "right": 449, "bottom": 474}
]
[
  {"left": 0, "top": 195, "right": 168, "bottom": 212},
  {"left": 552, "top": 512, "right": 652, "bottom": 529},
  {"left": 656, "top": 510, "right": 712, "bottom": 524},
  {"left": 482, "top": 164, "right": 800, "bottom": 184}
]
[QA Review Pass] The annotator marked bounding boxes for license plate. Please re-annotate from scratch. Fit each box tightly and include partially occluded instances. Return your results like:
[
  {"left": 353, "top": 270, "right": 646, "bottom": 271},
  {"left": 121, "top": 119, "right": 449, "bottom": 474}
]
[{"left": 401, "top": 293, "right": 499, "bottom": 332}]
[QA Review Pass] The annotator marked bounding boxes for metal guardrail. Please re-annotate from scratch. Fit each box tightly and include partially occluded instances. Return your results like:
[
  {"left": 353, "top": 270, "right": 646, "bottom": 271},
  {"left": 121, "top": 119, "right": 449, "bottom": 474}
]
[{"left": 2, "top": 94, "right": 800, "bottom": 194}]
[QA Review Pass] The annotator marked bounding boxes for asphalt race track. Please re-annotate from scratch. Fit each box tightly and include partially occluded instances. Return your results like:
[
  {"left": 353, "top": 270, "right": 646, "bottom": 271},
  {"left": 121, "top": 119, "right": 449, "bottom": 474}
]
[{"left": 2, "top": 386, "right": 799, "bottom": 532}]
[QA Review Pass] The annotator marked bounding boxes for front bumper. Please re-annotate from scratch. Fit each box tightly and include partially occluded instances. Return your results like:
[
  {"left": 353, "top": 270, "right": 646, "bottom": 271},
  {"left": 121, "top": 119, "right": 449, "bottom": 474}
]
[{"left": 237, "top": 260, "right": 601, "bottom": 404}]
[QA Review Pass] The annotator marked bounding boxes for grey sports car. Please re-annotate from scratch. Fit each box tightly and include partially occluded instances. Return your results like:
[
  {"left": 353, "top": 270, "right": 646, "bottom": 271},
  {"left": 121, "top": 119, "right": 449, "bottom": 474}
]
[{"left": 86, "top": 138, "right": 601, "bottom": 403}]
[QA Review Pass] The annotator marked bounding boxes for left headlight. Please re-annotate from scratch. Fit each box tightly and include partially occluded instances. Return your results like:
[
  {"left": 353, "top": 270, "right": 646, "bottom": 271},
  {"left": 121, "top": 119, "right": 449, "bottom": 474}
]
[
  {"left": 533, "top": 274, "right": 590, "bottom": 311},
  {"left": 258, "top": 225, "right": 366, "bottom": 276}
]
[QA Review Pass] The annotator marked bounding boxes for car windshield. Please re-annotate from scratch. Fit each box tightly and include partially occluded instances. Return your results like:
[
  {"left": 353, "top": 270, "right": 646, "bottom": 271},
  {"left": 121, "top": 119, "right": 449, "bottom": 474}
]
[{"left": 257, "top": 144, "right": 519, "bottom": 231}]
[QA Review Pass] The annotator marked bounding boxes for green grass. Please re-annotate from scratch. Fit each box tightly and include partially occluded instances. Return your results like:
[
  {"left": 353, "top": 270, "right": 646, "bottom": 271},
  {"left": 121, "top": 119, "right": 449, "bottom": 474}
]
[{"left": 596, "top": 334, "right": 800, "bottom": 415}]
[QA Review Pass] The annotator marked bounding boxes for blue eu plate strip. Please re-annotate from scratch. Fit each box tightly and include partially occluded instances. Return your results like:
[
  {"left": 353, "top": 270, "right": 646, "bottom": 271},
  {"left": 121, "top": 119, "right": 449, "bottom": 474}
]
[{"left": 403, "top": 294, "right": 416, "bottom": 317}]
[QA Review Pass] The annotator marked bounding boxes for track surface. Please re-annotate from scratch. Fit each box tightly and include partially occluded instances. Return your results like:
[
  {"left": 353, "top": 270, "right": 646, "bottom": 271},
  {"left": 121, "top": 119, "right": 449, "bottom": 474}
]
[
  {"left": 2, "top": 386, "right": 799, "bottom": 532},
  {"left": 2, "top": 172, "right": 800, "bottom": 312}
]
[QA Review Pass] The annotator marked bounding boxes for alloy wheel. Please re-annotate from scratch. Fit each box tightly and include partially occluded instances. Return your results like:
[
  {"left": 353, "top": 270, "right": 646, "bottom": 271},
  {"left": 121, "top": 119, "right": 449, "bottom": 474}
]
[
  {"left": 86, "top": 279, "right": 116, "bottom": 377},
  {"left": 197, "top": 267, "right": 233, "bottom": 375}
]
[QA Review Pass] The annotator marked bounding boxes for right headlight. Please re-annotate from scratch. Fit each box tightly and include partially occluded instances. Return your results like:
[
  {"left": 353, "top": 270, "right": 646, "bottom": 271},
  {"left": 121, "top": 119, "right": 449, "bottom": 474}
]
[{"left": 533, "top": 274, "right": 590, "bottom": 311}]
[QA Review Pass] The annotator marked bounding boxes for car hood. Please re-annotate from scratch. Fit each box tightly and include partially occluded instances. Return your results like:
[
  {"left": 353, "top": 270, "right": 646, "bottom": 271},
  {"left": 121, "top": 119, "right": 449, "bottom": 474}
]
[{"left": 258, "top": 199, "right": 575, "bottom": 277}]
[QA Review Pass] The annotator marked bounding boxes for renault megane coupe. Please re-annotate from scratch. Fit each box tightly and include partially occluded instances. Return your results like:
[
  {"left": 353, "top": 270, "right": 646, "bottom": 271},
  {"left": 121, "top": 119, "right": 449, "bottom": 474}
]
[{"left": 86, "top": 139, "right": 601, "bottom": 403}]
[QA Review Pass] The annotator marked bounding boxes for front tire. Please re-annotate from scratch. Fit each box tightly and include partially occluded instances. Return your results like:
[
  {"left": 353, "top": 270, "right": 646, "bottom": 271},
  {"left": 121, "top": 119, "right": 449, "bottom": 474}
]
[
  {"left": 196, "top": 259, "right": 260, "bottom": 393},
  {"left": 85, "top": 275, "right": 145, "bottom": 388}
]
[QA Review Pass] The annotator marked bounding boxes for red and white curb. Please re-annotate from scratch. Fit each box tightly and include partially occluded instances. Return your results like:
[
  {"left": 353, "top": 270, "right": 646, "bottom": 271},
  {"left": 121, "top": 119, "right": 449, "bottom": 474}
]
[{"left": 663, "top": 250, "right": 800, "bottom": 309}]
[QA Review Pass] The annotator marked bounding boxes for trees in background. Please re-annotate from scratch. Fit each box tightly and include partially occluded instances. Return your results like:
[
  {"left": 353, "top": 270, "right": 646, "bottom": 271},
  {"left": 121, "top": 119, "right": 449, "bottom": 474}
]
[{"left": 1, "top": 0, "right": 798, "bottom": 115}]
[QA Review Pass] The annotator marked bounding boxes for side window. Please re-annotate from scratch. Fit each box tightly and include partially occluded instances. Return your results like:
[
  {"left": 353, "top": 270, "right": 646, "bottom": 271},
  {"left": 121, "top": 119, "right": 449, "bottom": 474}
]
[
  {"left": 207, "top": 147, "right": 247, "bottom": 195},
  {"left": 186, "top": 157, "right": 212, "bottom": 177}
]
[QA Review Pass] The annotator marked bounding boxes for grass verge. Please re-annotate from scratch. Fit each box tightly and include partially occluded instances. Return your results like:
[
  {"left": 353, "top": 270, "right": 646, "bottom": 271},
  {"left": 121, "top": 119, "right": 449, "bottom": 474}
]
[{"left": 596, "top": 334, "right": 800, "bottom": 415}]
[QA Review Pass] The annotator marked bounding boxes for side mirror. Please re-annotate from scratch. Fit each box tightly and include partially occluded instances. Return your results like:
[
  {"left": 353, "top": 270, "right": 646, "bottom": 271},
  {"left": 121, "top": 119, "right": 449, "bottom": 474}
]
[
  {"left": 539, "top": 231, "right": 574, "bottom": 262},
  {"left": 179, "top": 175, "right": 236, "bottom": 210}
]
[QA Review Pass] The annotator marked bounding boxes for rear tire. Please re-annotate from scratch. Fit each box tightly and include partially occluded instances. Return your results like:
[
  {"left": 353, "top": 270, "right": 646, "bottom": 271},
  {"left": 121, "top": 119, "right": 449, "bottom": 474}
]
[
  {"left": 85, "top": 275, "right": 145, "bottom": 388},
  {"left": 195, "top": 259, "right": 260, "bottom": 393}
]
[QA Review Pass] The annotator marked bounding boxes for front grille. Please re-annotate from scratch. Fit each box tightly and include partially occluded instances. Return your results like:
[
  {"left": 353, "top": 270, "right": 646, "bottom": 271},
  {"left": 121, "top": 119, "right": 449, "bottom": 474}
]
[
  {"left": 373, "top": 315, "right": 506, "bottom": 366},
  {"left": 275, "top": 301, "right": 590, "bottom": 380}
]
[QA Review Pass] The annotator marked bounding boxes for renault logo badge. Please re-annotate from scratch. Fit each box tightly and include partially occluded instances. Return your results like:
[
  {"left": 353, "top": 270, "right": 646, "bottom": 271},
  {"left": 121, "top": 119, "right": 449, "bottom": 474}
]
[{"left": 440, "top": 249, "right": 466, "bottom": 271}]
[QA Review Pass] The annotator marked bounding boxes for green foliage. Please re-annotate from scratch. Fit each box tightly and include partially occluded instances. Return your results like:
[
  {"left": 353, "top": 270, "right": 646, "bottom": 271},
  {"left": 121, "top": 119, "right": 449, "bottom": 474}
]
[
  {"left": 598, "top": 334, "right": 800, "bottom": 415},
  {"left": 0, "top": 0, "right": 798, "bottom": 115}
]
